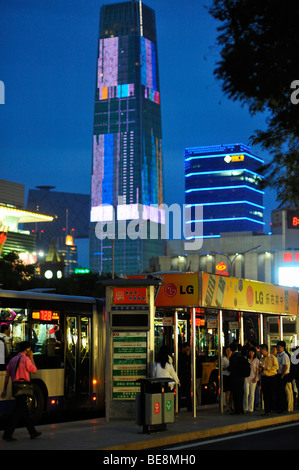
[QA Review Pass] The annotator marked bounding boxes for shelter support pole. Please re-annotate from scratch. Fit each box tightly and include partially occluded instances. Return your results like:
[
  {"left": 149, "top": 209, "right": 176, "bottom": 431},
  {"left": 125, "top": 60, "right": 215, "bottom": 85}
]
[
  {"left": 218, "top": 309, "right": 223, "bottom": 414},
  {"left": 240, "top": 311, "right": 244, "bottom": 345},
  {"left": 105, "top": 286, "right": 111, "bottom": 422},
  {"left": 148, "top": 285, "right": 155, "bottom": 375},
  {"left": 191, "top": 307, "right": 196, "bottom": 418},
  {"left": 279, "top": 315, "right": 283, "bottom": 341},
  {"left": 259, "top": 313, "right": 264, "bottom": 345},
  {"left": 174, "top": 309, "right": 179, "bottom": 413}
]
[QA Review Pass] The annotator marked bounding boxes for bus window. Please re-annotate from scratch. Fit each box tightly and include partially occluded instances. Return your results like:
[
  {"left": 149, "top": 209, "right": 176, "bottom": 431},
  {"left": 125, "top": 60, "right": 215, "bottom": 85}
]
[
  {"left": 196, "top": 318, "right": 218, "bottom": 358},
  {"left": 0, "top": 307, "right": 29, "bottom": 367},
  {"left": 79, "top": 317, "right": 91, "bottom": 396},
  {"left": 65, "top": 315, "right": 92, "bottom": 402},
  {"left": 31, "top": 322, "right": 63, "bottom": 368},
  {"left": 65, "top": 316, "right": 78, "bottom": 396}
]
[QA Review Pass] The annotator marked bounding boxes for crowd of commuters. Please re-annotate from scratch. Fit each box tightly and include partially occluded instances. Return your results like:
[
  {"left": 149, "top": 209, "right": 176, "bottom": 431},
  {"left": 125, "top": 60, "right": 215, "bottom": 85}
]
[
  {"left": 223, "top": 339, "right": 299, "bottom": 416},
  {"left": 154, "top": 339, "right": 299, "bottom": 417}
]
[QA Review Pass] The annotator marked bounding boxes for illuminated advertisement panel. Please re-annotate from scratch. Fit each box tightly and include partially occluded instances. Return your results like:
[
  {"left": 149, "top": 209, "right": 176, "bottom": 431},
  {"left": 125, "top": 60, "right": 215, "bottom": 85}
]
[
  {"left": 201, "top": 273, "right": 298, "bottom": 315},
  {"left": 98, "top": 37, "right": 118, "bottom": 89},
  {"left": 279, "top": 267, "right": 299, "bottom": 288},
  {"left": 0, "top": 232, "right": 7, "bottom": 255},
  {"left": 141, "top": 133, "right": 162, "bottom": 207},
  {"left": 287, "top": 210, "right": 299, "bottom": 229},
  {"left": 92, "top": 134, "right": 104, "bottom": 207},
  {"left": 129, "top": 273, "right": 298, "bottom": 315},
  {"left": 91, "top": 130, "right": 137, "bottom": 211},
  {"left": 102, "top": 134, "right": 114, "bottom": 204},
  {"left": 97, "top": 37, "right": 135, "bottom": 100},
  {"left": 140, "top": 37, "right": 158, "bottom": 98},
  {"left": 129, "top": 273, "right": 200, "bottom": 307}
]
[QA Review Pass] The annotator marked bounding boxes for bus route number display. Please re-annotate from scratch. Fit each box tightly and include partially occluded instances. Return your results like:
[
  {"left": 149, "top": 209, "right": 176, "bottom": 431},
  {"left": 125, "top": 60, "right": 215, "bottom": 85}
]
[
  {"left": 112, "top": 331, "right": 147, "bottom": 400},
  {"left": 32, "top": 310, "right": 60, "bottom": 321}
]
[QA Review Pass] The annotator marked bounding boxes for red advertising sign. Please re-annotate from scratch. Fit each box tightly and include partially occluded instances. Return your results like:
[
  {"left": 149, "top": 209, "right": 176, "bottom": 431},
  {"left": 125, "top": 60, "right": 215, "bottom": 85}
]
[
  {"left": 215, "top": 261, "right": 229, "bottom": 275},
  {"left": 0, "top": 232, "right": 7, "bottom": 254},
  {"left": 113, "top": 287, "right": 147, "bottom": 304}
]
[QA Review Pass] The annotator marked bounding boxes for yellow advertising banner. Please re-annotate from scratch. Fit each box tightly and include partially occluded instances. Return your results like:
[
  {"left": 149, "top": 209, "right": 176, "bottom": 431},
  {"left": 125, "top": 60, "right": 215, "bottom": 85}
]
[
  {"left": 201, "top": 272, "right": 298, "bottom": 315},
  {"left": 127, "top": 272, "right": 298, "bottom": 314},
  {"left": 128, "top": 273, "right": 200, "bottom": 307}
]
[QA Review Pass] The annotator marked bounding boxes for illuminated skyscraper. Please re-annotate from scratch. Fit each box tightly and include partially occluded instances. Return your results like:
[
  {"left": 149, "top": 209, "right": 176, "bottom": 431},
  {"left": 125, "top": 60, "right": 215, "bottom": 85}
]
[
  {"left": 184, "top": 143, "right": 265, "bottom": 238},
  {"left": 89, "top": 0, "right": 164, "bottom": 275}
]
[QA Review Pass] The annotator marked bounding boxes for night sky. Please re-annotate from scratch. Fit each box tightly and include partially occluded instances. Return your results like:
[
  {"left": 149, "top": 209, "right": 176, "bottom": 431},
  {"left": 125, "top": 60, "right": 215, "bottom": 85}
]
[{"left": 1, "top": 0, "right": 276, "bottom": 246}]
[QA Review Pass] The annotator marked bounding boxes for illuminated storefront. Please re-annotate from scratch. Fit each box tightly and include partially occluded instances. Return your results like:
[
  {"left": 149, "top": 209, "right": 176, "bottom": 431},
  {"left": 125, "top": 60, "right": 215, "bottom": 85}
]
[{"left": 0, "top": 197, "right": 53, "bottom": 263}]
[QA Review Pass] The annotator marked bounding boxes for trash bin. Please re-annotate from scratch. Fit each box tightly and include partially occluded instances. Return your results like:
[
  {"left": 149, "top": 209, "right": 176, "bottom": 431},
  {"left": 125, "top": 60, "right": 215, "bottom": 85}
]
[{"left": 136, "top": 378, "right": 175, "bottom": 433}]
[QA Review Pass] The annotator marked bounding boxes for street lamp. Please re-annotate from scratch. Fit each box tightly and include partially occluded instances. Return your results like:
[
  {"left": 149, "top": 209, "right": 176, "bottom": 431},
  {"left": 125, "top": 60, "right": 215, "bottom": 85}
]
[{"left": 210, "top": 245, "right": 261, "bottom": 276}]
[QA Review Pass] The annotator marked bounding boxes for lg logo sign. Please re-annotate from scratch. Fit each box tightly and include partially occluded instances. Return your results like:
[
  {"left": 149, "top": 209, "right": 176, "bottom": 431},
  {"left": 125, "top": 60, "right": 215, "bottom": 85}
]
[
  {"left": 164, "top": 283, "right": 177, "bottom": 297},
  {"left": 164, "top": 283, "right": 194, "bottom": 297}
]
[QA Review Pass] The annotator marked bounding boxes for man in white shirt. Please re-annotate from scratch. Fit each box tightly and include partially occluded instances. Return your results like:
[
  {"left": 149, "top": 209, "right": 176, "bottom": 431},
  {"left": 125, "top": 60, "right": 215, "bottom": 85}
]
[
  {"left": 0, "top": 324, "right": 11, "bottom": 357},
  {"left": 277, "top": 341, "right": 291, "bottom": 413}
]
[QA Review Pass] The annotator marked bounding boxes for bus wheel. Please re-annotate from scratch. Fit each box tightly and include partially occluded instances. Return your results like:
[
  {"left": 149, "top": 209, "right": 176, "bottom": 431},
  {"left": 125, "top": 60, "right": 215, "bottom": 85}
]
[{"left": 26, "top": 383, "right": 45, "bottom": 425}]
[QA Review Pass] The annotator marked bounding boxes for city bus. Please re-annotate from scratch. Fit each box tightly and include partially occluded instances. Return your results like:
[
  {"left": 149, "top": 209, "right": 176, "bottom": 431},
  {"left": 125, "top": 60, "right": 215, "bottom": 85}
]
[{"left": 0, "top": 290, "right": 106, "bottom": 425}]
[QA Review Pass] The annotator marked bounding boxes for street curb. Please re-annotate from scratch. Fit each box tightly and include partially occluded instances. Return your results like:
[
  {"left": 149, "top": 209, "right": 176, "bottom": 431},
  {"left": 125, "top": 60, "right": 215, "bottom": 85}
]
[{"left": 100, "top": 412, "right": 299, "bottom": 450}]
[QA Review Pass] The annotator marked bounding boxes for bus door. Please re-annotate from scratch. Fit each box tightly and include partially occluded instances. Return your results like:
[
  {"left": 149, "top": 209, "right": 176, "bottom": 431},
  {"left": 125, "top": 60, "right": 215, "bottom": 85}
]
[{"left": 65, "top": 315, "right": 92, "bottom": 406}]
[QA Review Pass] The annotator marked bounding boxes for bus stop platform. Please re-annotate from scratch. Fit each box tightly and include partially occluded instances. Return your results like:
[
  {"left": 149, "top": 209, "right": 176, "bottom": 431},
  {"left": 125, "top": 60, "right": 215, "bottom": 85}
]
[{"left": 1, "top": 405, "right": 299, "bottom": 451}]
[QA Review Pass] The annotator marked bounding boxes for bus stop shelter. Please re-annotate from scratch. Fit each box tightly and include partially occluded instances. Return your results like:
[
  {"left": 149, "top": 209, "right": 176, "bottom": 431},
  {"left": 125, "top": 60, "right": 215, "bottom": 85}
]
[{"left": 102, "top": 273, "right": 299, "bottom": 420}]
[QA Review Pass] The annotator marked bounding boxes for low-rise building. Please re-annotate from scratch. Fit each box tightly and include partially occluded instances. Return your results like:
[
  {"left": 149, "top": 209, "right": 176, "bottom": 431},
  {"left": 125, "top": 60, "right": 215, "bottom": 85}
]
[{"left": 150, "top": 207, "right": 299, "bottom": 288}]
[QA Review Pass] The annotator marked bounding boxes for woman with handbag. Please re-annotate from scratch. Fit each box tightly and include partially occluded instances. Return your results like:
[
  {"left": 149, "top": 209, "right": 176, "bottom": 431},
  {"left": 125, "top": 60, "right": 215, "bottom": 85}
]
[{"left": 1, "top": 341, "right": 41, "bottom": 441}]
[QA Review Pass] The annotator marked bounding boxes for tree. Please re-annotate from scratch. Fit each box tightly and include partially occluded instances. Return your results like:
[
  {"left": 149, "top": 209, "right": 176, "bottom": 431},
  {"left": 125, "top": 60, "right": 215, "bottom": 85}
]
[
  {"left": 208, "top": 0, "right": 299, "bottom": 205},
  {"left": 0, "top": 252, "right": 38, "bottom": 289},
  {"left": 0, "top": 251, "right": 115, "bottom": 297}
]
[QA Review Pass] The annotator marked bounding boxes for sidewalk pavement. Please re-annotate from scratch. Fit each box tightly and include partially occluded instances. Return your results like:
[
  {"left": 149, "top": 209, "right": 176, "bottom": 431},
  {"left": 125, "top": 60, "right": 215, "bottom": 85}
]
[{"left": 1, "top": 405, "right": 299, "bottom": 450}]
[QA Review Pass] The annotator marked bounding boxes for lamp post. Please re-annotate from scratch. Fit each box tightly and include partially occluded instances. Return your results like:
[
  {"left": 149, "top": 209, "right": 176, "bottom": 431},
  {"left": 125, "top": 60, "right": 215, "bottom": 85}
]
[{"left": 210, "top": 245, "right": 261, "bottom": 276}]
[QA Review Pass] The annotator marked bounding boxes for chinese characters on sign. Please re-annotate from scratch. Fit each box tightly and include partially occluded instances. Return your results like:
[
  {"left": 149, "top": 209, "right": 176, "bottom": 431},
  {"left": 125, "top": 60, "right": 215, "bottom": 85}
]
[
  {"left": 201, "top": 273, "right": 297, "bottom": 315},
  {"left": 112, "top": 332, "right": 147, "bottom": 400}
]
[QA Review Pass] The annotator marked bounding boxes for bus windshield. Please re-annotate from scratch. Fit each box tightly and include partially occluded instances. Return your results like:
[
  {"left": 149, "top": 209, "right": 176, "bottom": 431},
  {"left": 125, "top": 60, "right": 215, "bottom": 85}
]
[
  {"left": 0, "top": 306, "right": 63, "bottom": 368},
  {"left": 31, "top": 321, "right": 63, "bottom": 368}
]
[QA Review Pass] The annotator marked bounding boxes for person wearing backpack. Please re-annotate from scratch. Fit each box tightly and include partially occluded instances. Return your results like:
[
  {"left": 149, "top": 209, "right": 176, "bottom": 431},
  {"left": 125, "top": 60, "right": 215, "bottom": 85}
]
[{"left": 228, "top": 342, "right": 245, "bottom": 414}]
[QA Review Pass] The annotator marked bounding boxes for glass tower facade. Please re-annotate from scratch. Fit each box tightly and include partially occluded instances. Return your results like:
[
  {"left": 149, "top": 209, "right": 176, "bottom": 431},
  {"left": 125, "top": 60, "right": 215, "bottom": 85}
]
[
  {"left": 90, "top": 0, "right": 164, "bottom": 275},
  {"left": 184, "top": 143, "right": 265, "bottom": 238}
]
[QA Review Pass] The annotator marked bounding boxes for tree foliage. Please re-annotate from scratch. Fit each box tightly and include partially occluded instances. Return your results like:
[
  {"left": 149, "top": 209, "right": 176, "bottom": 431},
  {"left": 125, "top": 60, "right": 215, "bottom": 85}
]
[
  {"left": 0, "top": 252, "right": 37, "bottom": 290},
  {"left": 209, "top": 0, "right": 299, "bottom": 205},
  {"left": 0, "top": 252, "right": 112, "bottom": 297}
]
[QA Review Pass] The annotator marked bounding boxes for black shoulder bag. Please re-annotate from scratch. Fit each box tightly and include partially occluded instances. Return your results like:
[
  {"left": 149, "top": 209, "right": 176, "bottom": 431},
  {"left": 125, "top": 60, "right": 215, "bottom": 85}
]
[{"left": 12, "top": 355, "right": 34, "bottom": 398}]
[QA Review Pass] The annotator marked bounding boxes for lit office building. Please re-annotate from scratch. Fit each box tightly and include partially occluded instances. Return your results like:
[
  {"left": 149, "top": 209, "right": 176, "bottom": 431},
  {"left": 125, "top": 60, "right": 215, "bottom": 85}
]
[
  {"left": 90, "top": 0, "right": 165, "bottom": 275},
  {"left": 0, "top": 179, "right": 53, "bottom": 263},
  {"left": 184, "top": 143, "right": 265, "bottom": 238},
  {"left": 151, "top": 207, "right": 299, "bottom": 288},
  {"left": 25, "top": 186, "right": 90, "bottom": 275}
]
